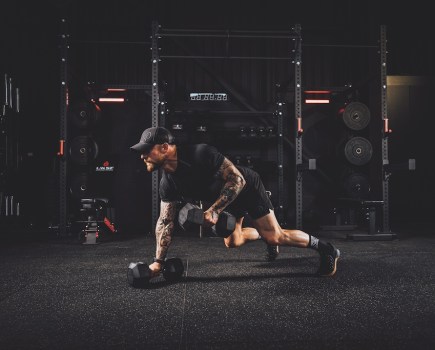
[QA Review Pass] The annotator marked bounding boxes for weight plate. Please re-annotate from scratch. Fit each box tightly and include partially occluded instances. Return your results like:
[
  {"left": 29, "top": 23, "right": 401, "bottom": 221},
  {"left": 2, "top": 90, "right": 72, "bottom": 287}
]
[
  {"left": 69, "top": 136, "right": 99, "bottom": 166},
  {"left": 70, "top": 172, "right": 90, "bottom": 198},
  {"left": 344, "top": 136, "right": 372, "bottom": 166},
  {"left": 342, "top": 102, "right": 370, "bottom": 131},
  {"left": 68, "top": 101, "right": 101, "bottom": 129}
]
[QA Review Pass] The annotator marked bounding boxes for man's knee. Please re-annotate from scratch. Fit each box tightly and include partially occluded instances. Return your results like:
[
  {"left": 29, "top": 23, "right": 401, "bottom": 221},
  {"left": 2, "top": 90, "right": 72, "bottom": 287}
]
[
  {"left": 224, "top": 232, "right": 243, "bottom": 248},
  {"left": 224, "top": 239, "right": 235, "bottom": 248}
]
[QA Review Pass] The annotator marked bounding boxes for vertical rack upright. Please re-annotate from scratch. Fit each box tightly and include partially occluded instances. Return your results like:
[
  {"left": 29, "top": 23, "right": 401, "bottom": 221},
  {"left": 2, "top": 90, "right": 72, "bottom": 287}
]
[
  {"left": 150, "top": 21, "right": 161, "bottom": 232},
  {"left": 380, "top": 25, "right": 396, "bottom": 239},
  {"left": 293, "top": 24, "right": 303, "bottom": 229},
  {"left": 58, "top": 18, "right": 69, "bottom": 237}
]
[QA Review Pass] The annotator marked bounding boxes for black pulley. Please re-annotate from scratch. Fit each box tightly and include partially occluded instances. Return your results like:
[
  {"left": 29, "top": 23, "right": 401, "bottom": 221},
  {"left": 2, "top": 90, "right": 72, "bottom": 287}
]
[
  {"left": 342, "top": 172, "right": 370, "bottom": 199},
  {"left": 70, "top": 172, "right": 90, "bottom": 198},
  {"left": 69, "top": 136, "right": 99, "bottom": 166},
  {"left": 341, "top": 102, "right": 370, "bottom": 131},
  {"left": 69, "top": 100, "right": 101, "bottom": 129},
  {"left": 344, "top": 136, "right": 372, "bottom": 166}
]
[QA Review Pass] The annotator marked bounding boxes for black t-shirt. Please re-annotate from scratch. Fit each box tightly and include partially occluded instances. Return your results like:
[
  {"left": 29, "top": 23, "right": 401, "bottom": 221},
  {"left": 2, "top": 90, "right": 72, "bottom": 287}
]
[
  {"left": 159, "top": 144, "right": 226, "bottom": 202},
  {"left": 159, "top": 143, "right": 273, "bottom": 219},
  {"left": 159, "top": 144, "right": 259, "bottom": 203}
]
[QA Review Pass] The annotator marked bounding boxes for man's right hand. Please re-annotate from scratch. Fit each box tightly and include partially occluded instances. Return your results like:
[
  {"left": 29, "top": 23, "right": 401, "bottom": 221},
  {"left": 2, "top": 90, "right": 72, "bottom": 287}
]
[{"left": 148, "top": 262, "right": 163, "bottom": 279}]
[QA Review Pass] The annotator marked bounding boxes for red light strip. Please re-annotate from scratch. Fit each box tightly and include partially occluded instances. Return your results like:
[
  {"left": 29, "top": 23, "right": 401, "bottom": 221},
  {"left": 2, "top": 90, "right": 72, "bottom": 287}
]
[
  {"left": 98, "top": 97, "right": 125, "bottom": 103},
  {"left": 305, "top": 99, "right": 330, "bottom": 104},
  {"left": 107, "top": 88, "right": 126, "bottom": 92}
]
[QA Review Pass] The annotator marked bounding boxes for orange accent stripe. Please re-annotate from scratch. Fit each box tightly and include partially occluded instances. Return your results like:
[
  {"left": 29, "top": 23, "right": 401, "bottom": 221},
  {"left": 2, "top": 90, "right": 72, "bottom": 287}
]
[{"left": 57, "top": 139, "right": 65, "bottom": 156}]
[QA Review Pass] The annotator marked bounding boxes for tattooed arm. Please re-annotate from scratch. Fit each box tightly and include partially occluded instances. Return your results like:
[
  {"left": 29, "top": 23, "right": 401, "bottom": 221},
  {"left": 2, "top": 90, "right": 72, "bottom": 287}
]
[
  {"left": 148, "top": 200, "right": 177, "bottom": 276},
  {"left": 204, "top": 157, "right": 246, "bottom": 226}
]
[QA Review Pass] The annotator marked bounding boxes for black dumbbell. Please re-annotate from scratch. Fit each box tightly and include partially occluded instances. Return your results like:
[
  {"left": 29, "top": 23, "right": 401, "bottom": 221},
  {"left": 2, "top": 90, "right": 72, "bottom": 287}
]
[
  {"left": 178, "top": 203, "right": 236, "bottom": 238},
  {"left": 127, "top": 257, "right": 184, "bottom": 287}
]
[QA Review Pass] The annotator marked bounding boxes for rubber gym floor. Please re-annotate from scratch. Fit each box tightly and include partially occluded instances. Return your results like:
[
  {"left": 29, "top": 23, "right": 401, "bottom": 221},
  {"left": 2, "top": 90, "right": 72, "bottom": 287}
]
[{"left": 1, "top": 225, "right": 434, "bottom": 350}]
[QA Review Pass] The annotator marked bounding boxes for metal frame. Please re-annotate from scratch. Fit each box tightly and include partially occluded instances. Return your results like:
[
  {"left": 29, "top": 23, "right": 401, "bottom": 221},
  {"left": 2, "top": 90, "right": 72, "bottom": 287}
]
[
  {"left": 99, "top": 84, "right": 151, "bottom": 90},
  {"left": 293, "top": 24, "right": 303, "bottom": 229},
  {"left": 380, "top": 25, "right": 390, "bottom": 233},
  {"left": 57, "top": 22, "right": 152, "bottom": 237},
  {"left": 346, "top": 25, "right": 396, "bottom": 241},
  {"left": 151, "top": 21, "right": 161, "bottom": 232},
  {"left": 378, "top": 25, "right": 397, "bottom": 239},
  {"left": 150, "top": 22, "right": 301, "bottom": 228},
  {"left": 298, "top": 25, "right": 400, "bottom": 239},
  {"left": 56, "top": 21, "right": 396, "bottom": 238},
  {"left": 275, "top": 102, "right": 285, "bottom": 225},
  {"left": 58, "top": 18, "right": 69, "bottom": 237}
]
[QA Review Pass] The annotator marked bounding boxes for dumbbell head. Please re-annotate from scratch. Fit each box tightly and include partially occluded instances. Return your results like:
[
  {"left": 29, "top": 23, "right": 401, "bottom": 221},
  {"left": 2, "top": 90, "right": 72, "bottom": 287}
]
[
  {"left": 127, "top": 262, "right": 151, "bottom": 287},
  {"left": 178, "top": 203, "right": 204, "bottom": 231},
  {"left": 212, "top": 211, "right": 236, "bottom": 238},
  {"left": 162, "top": 258, "right": 184, "bottom": 282}
]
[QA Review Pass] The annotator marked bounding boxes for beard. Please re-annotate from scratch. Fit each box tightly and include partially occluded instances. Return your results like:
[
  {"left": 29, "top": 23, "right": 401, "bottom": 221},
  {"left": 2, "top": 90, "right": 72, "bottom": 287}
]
[{"left": 145, "top": 160, "right": 162, "bottom": 172}]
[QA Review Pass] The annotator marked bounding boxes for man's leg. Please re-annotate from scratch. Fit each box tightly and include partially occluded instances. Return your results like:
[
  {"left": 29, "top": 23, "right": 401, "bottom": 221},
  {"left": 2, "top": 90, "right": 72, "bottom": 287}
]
[
  {"left": 224, "top": 217, "right": 261, "bottom": 248},
  {"left": 223, "top": 218, "right": 279, "bottom": 261},
  {"left": 252, "top": 210, "right": 340, "bottom": 276}
]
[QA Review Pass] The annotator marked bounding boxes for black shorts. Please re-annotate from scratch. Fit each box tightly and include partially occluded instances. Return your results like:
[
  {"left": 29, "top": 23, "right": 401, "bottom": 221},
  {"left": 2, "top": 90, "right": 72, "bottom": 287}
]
[{"left": 225, "top": 168, "right": 274, "bottom": 220}]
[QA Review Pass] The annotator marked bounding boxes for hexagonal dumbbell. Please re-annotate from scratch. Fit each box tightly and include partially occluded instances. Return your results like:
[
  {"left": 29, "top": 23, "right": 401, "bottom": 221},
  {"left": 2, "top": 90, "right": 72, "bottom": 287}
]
[
  {"left": 127, "top": 257, "right": 184, "bottom": 287},
  {"left": 178, "top": 202, "right": 236, "bottom": 237}
]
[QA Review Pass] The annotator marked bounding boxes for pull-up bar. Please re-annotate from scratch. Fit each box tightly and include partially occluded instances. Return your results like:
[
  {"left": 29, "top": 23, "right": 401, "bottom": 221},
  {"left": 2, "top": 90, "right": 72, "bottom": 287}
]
[
  {"left": 157, "top": 28, "right": 299, "bottom": 40},
  {"left": 158, "top": 33, "right": 298, "bottom": 39},
  {"left": 303, "top": 43, "right": 378, "bottom": 49},
  {"left": 159, "top": 55, "right": 294, "bottom": 60}
]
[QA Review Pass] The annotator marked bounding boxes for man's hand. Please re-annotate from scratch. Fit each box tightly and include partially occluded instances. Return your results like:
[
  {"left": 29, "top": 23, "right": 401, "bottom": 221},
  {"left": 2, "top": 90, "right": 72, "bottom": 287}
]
[
  {"left": 148, "top": 261, "right": 162, "bottom": 279},
  {"left": 203, "top": 208, "right": 219, "bottom": 227}
]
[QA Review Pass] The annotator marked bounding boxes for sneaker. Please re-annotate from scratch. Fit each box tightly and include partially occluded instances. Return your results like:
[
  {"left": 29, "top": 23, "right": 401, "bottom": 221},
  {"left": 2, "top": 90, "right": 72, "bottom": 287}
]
[
  {"left": 317, "top": 243, "right": 340, "bottom": 276},
  {"left": 266, "top": 244, "right": 279, "bottom": 261}
]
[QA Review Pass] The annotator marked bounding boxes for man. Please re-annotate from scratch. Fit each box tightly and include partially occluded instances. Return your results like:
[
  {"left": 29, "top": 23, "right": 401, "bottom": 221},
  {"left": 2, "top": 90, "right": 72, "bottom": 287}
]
[{"left": 131, "top": 126, "right": 340, "bottom": 279}]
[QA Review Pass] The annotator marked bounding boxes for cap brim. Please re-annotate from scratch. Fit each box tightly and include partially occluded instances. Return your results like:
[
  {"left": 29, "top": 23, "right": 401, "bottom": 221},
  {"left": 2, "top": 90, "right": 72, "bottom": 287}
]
[{"left": 130, "top": 142, "right": 154, "bottom": 153}]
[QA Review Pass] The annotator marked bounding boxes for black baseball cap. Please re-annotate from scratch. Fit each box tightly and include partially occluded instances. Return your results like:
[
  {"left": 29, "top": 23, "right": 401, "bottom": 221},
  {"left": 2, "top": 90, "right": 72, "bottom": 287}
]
[{"left": 130, "top": 127, "right": 174, "bottom": 153}]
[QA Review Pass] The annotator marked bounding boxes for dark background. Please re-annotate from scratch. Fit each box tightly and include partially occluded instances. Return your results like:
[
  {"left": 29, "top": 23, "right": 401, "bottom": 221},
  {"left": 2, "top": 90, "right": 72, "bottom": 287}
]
[{"left": 1, "top": 0, "right": 434, "bottom": 236}]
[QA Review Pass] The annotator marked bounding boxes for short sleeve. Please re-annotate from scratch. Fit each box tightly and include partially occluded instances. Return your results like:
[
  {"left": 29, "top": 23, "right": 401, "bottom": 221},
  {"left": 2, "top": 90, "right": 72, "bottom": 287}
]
[
  {"left": 159, "top": 174, "right": 180, "bottom": 202},
  {"left": 195, "top": 144, "right": 225, "bottom": 172}
]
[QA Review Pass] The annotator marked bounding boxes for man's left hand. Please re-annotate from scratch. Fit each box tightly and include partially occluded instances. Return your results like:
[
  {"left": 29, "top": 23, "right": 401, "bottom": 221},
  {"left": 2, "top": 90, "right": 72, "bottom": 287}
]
[{"left": 203, "top": 209, "right": 219, "bottom": 227}]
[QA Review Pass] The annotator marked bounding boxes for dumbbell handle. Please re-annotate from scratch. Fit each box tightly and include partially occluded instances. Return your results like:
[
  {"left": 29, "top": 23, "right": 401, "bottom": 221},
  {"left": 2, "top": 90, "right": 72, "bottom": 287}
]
[
  {"left": 179, "top": 203, "right": 236, "bottom": 237},
  {"left": 184, "top": 203, "right": 228, "bottom": 226}
]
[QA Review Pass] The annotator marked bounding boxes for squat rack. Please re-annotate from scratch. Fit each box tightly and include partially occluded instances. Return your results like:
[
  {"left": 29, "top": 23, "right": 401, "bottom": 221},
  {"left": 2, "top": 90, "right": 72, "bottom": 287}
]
[
  {"left": 149, "top": 21, "right": 304, "bottom": 231},
  {"left": 301, "top": 25, "right": 403, "bottom": 239},
  {"left": 56, "top": 17, "right": 151, "bottom": 237}
]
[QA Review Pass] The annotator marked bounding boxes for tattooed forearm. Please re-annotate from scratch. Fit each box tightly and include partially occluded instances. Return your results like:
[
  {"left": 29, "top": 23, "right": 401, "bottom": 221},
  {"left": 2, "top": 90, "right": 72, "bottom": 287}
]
[
  {"left": 212, "top": 158, "right": 246, "bottom": 214},
  {"left": 155, "top": 201, "right": 177, "bottom": 260}
]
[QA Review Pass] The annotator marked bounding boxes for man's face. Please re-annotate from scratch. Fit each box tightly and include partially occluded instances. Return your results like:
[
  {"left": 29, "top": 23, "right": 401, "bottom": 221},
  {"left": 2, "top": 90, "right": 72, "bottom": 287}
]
[{"left": 141, "top": 145, "right": 164, "bottom": 172}]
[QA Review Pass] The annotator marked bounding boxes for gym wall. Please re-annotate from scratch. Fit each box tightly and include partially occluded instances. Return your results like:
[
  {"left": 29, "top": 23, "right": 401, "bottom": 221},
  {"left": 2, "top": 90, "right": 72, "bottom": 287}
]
[{"left": 387, "top": 76, "right": 435, "bottom": 226}]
